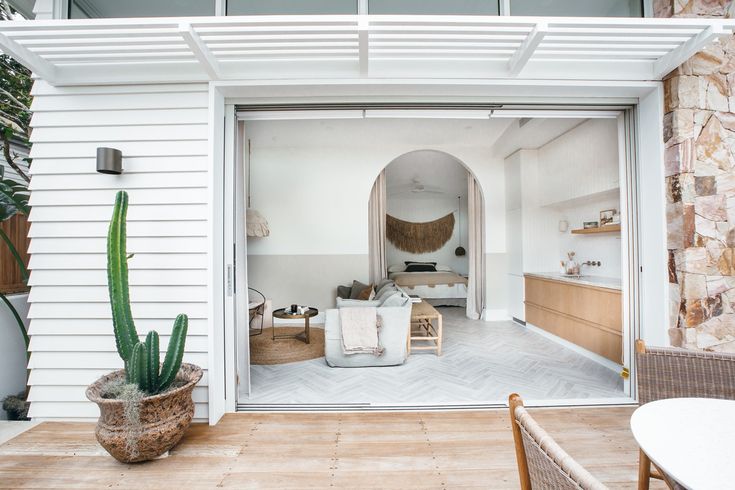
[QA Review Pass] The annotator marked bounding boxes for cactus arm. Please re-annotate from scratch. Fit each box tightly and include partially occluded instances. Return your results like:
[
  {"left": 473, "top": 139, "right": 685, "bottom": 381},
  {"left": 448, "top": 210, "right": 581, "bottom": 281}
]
[
  {"left": 158, "top": 314, "right": 188, "bottom": 391},
  {"left": 129, "top": 342, "right": 149, "bottom": 393},
  {"left": 107, "top": 190, "right": 138, "bottom": 361},
  {"left": 146, "top": 331, "right": 160, "bottom": 393}
]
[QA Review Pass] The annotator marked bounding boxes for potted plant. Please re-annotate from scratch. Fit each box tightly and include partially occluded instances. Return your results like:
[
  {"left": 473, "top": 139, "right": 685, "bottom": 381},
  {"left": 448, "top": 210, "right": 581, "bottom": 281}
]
[{"left": 86, "top": 190, "right": 202, "bottom": 463}]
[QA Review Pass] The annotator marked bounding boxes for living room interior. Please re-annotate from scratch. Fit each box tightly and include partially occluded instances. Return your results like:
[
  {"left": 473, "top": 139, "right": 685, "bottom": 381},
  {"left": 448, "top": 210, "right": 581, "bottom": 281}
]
[{"left": 240, "top": 109, "right": 630, "bottom": 408}]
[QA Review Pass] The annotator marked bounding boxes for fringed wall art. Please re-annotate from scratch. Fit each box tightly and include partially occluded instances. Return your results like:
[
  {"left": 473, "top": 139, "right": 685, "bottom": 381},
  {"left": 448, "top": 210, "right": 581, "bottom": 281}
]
[{"left": 386, "top": 213, "right": 455, "bottom": 254}]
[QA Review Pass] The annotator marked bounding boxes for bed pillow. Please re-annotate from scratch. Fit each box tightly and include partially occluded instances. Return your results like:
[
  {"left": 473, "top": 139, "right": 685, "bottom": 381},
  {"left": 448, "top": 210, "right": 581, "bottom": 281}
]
[
  {"left": 435, "top": 265, "right": 453, "bottom": 272},
  {"left": 387, "top": 264, "right": 405, "bottom": 273},
  {"left": 404, "top": 261, "right": 437, "bottom": 266},
  {"left": 405, "top": 263, "right": 437, "bottom": 272}
]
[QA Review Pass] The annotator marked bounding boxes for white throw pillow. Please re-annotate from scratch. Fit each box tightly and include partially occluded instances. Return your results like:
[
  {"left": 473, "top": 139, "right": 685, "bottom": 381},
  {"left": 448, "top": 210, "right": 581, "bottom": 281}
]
[
  {"left": 387, "top": 264, "right": 406, "bottom": 273},
  {"left": 436, "top": 264, "right": 453, "bottom": 272}
]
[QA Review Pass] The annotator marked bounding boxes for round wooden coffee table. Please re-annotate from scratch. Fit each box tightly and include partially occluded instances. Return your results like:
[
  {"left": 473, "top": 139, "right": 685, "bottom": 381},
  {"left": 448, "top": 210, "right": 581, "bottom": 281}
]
[{"left": 272, "top": 307, "right": 318, "bottom": 344}]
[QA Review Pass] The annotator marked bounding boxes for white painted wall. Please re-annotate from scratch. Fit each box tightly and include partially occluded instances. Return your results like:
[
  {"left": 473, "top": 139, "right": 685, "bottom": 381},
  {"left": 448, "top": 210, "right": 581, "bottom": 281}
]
[
  {"left": 244, "top": 117, "right": 510, "bottom": 312},
  {"left": 504, "top": 120, "right": 622, "bottom": 319},
  {"left": 0, "top": 293, "right": 29, "bottom": 419},
  {"left": 25, "top": 81, "right": 210, "bottom": 421}
]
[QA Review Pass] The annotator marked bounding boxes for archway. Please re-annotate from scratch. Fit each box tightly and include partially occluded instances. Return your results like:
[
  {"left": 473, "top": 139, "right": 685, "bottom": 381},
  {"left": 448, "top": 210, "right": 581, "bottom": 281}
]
[{"left": 369, "top": 149, "right": 486, "bottom": 319}]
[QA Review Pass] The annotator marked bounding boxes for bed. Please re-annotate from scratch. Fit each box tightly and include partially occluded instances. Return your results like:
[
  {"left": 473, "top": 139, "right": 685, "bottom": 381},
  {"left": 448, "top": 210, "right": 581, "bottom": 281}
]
[{"left": 388, "top": 263, "right": 468, "bottom": 306}]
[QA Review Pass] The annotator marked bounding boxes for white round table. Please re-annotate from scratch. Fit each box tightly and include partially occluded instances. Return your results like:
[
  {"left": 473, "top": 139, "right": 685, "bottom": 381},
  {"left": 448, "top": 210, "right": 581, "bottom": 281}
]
[{"left": 630, "top": 398, "right": 735, "bottom": 489}]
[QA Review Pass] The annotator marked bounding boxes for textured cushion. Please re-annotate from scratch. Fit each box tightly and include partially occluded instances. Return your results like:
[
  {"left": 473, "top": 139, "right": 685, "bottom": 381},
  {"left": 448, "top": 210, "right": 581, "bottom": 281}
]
[
  {"left": 349, "top": 280, "right": 370, "bottom": 299},
  {"left": 375, "top": 281, "right": 395, "bottom": 298},
  {"left": 387, "top": 264, "right": 405, "bottom": 273},
  {"left": 381, "top": 291, "right": 410, "bottom": 307},
  {"left": 376, "top": 286, "right": 399, "bottom": 303},
  {"left": 337, "top": 285, "right": 352, "bottom": 299},
  {"left": 376, "top": 278, "right": 394, "bottom": 291},
  {"left": 405, "top": 263, "right": 437, "bottom": 272},
  {"left": 356, "top": 284, "right": 374, "bottom": 300}
]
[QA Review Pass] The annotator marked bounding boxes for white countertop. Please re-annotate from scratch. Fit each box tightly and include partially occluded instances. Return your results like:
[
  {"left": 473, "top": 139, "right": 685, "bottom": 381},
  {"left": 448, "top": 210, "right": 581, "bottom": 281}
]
[
  {"left": 524, "top": 272, "right": 622, "bottom": 291},
  {"left": 631, "top": 398, "right": 735, "bottom": 489}
]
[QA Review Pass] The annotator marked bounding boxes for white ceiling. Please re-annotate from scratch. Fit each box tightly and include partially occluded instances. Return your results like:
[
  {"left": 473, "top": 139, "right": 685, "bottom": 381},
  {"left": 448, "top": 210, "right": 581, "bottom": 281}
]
[{"left": 386, "top": 150, "right": 469, "bottom": 200}]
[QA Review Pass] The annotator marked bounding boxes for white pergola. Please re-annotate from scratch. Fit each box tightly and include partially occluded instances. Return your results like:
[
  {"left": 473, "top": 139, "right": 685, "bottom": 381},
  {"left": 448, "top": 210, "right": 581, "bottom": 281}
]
[{"left": 0, "top": 15, "right": 731, "bottom": 85}]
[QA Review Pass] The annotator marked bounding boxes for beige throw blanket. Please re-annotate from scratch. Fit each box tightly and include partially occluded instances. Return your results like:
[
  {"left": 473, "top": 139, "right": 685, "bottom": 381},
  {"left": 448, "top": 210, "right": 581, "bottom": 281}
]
[
  {"left": 390, "top": 271, "right": 468, "bottom": 289},
  {"left": 340, "top": 307, "right": 384, "bottom": 356}
]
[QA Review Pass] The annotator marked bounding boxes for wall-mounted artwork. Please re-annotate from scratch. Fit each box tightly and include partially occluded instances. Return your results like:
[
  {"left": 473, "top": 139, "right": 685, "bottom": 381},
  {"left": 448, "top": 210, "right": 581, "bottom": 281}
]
[
  {"left": 600, "top": 209, "right": 616, "bottom": 226},
  {"left": 386, "top": 213, "right": 455, "bottom": 254}
]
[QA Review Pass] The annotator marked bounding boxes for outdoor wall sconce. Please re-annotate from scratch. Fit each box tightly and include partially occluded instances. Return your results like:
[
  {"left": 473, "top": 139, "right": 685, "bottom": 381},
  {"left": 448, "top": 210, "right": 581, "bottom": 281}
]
[{"left": 96, "top": 147, "right": 123, "bottom": 174}]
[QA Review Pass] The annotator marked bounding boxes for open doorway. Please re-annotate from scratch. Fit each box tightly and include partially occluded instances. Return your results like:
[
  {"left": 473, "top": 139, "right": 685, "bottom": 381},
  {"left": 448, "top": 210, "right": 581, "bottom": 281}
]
[{"left": 233, "top": 108, "right": 635, "bottom": 409}]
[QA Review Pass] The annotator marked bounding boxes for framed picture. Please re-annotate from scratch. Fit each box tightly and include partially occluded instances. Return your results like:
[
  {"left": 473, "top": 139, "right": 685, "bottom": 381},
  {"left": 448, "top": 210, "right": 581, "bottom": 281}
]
[
  {"left": 600, "top": 209, "right": 616, "bottom": 226},
  {"left": 583, "top": 221, "right": 599, "bottom": 229}
]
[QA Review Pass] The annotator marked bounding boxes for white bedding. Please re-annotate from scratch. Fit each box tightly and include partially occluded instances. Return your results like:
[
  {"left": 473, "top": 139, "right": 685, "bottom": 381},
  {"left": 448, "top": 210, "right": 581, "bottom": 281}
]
[
  {"left": 401, "top": 283, "right": 468, "bottom": 299},
  {"left": 387, "top": 270, "right": 468, "bottom": 299}
]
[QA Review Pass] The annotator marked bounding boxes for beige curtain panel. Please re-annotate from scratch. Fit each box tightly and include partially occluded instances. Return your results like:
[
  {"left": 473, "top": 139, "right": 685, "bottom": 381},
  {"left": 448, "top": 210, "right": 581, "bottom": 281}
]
[
  {"left": 368, "top": 170, "right": 387, "bottom": 284},
  {"left": 467, "top": 174, "right": 486, "bottom": 320},
  {"left": 385, "top": 213, "right": 455, "bottom": 254}
]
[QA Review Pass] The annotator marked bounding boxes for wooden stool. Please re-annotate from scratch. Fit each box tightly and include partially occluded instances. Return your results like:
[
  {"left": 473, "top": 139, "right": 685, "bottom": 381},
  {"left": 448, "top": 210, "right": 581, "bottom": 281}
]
[{"left": 408, "top": 301, "right": 443, "bottom": 356}]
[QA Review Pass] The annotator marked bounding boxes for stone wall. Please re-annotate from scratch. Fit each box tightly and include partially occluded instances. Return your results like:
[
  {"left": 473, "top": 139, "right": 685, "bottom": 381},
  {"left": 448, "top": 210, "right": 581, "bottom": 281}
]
[{"left": 658, "top": 0, "right": 735, "bottom": 351}]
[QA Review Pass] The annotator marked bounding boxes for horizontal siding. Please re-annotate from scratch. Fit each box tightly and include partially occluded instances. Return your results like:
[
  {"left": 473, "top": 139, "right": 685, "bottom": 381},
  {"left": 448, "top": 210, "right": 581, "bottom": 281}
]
[{"left": 27, "top": 81, "right": 210, "bottom": 422}]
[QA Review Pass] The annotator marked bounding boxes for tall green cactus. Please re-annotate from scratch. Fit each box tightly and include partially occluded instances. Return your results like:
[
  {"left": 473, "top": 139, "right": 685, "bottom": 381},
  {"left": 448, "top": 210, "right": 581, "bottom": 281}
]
[{"left": 107, "top": 191, "right": 189, "bottom": 395}]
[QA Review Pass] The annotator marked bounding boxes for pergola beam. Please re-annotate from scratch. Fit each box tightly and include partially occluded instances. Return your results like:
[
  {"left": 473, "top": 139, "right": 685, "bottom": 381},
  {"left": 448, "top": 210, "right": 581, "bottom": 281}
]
[
  {"left": 508, "top": 23, "right": 547, "bottom": 77},
  {"left": 358, "top": 17, "right": 369, "bottom": 77},
  {"left": 179, "top": 22, "right": 222, "bottom": 80},
  {"left": 0, "top": 30, "right": 56, "bottom": 83},
  {"left": 653, "top": 25, "right": 727, "bottom": 79}
]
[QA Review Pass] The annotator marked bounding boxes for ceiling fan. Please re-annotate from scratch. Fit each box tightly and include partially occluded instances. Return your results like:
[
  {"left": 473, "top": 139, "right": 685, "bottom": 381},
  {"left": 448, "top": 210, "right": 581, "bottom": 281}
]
[{"left": 389, "top": 178, "right": 445, "bottom": 195}]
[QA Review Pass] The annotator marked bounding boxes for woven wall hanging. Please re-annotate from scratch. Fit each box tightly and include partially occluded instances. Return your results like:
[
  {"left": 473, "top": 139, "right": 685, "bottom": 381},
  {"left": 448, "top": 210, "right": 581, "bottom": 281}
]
[{"left": 386, "top": 213, "right": 455, "bottom": 254}]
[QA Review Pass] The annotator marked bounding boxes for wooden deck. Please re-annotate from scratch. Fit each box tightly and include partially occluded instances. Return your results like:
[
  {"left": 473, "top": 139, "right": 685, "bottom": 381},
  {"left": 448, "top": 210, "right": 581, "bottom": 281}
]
[{"left": 0, "top": 407, "right": 665, "bottom": 489}]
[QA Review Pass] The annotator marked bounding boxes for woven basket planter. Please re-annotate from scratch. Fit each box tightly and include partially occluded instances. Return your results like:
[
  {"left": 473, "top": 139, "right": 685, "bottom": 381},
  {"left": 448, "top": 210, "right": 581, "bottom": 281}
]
[{"left": 86, "top": 363, "right": 202, "bottom": 463}]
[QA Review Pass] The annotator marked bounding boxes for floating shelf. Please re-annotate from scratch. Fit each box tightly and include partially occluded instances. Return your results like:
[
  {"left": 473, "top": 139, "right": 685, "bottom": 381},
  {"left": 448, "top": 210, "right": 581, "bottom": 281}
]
[{"left": 571, "top": 224, "right": 621, "bottom": 234}]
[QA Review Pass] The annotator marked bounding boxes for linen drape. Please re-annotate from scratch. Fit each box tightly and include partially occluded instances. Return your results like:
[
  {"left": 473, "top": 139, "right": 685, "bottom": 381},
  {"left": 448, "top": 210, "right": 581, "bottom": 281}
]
[
  {"left": 368, "top": 170, "right": 387, "bottom": 284},
  {"left": 466, "top": 174, "right": 486, "bottom": 320}
]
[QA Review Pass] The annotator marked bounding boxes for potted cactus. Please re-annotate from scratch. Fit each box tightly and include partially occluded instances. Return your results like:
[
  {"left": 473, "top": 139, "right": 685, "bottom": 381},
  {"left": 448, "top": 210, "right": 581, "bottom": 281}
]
[{"left": 86, "top": 190, "right": 202, "bottom": 463}]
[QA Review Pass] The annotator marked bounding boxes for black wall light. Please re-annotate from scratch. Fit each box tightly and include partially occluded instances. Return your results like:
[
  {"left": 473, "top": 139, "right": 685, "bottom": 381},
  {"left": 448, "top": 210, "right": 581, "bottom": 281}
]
[{"left": 96, "top": 147, "right": 123, "bottom": 174}]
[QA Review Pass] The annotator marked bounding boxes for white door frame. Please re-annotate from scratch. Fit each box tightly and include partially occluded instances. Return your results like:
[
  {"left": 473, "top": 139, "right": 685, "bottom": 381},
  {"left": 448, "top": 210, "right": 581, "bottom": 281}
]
[{"left": 208, "top": 79, "right": 666, "bottom": 422}]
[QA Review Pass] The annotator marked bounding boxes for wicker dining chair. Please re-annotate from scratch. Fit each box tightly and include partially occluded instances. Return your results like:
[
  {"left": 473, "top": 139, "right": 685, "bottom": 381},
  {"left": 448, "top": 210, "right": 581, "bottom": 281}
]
[
  {"left": 508, "top": 394, "right": 608, "bottom": 490},
  {"left": 635, "top": 339, "right": 735, "bottom": 490}
]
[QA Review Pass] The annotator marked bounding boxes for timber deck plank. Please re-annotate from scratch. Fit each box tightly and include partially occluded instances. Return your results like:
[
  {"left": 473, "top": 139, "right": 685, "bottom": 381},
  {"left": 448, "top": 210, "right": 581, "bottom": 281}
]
[{"left": 0, "top": 408, "right": 666, "bottom": 489}]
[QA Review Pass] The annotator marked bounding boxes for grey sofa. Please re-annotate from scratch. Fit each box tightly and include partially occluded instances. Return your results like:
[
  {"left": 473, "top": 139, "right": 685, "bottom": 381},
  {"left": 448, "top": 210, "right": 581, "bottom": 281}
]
[{"left": 325, "top": 280, "right": 412, "bottom": 367}]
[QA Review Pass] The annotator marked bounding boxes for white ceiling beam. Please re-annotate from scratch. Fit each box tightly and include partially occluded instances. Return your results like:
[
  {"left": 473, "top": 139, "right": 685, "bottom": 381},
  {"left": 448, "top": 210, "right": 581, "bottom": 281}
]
[
  {"left": 653, "top": 24, "right": 728, "bottom": 79},
  {"left": 0, "top": 31, "right": 56, "bottom": 83},
  {"left": 179, "top": 22, "right": 222, "bottom": 80},
  {"left": 507, "top": 22, "right": 547, "bottom": 77},
  {"left": 358, "top": 17, "right": 369, "bottom": 77}
]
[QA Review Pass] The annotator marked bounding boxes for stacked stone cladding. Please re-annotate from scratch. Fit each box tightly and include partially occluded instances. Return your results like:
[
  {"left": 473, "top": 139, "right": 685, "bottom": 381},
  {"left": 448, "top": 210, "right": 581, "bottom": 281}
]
[{"left": 658, "top": 0, "right": 735, "bottom": 351}]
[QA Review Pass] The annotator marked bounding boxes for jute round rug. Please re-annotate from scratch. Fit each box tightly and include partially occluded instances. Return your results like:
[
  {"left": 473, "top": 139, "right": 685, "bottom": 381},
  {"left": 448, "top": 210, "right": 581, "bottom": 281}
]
[{"left": 250, "top": 326, "right": 325, "bottom": 365}]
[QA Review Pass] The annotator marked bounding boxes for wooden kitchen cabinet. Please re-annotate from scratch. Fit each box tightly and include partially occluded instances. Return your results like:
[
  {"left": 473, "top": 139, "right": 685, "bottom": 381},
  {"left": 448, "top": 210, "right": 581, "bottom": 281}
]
[{"left": 524, "top": 275, "right": 622, "bottom": 363}]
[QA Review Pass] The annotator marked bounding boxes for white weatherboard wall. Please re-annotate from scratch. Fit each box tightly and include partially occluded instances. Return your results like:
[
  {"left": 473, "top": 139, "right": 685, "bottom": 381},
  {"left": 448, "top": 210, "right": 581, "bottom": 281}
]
[
  {"left": 245, "top": 118, "right": 509, "bottom": 316},
  {"left": 25, "top": 81, "right": 210, "bottom": 421}
]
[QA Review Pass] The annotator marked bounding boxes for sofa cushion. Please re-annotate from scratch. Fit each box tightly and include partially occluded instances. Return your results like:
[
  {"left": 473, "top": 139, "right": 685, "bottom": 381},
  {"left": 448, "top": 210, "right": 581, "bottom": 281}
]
[
  {"left": 381, "top": 291, "right": 410, "bottom": 307},
  {"left": 376, "top": 278, "right": 394, "bottom": 291},
  {"left": 337, "top": 285, "right": 352, "bottom": 299},
  {"left": 375, "top": 286, "right": 398, "bottom": 302},
  {"left": 349, "top": 280, "right": 370, "bottom": 299},
  {"left": 356, "top": 284, "right": 374, "bottom": 300},
  {"left": 375, "top": 281, "right": 396, "bottom": 298}
]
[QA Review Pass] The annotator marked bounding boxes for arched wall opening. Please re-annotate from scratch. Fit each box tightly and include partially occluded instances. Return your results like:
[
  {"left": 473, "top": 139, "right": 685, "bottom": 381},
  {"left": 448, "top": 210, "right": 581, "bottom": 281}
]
[{"left": 369, "top": 149, "right": 486, "bottom": 319}]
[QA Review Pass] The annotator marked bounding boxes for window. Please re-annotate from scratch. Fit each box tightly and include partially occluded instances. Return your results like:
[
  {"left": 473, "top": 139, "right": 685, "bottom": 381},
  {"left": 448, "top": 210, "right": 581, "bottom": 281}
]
[
  {"left": 226, "top": 0, "right": 357, "bottom": 15},
  {"left": 368, "top": 0, "right": 499, "bottom": 15},
  {"left": 69, "top": 0, "right": 215, "bottom": 18},
  {"left": 509, "top": 0, "right": 643, "bottom": 17}
]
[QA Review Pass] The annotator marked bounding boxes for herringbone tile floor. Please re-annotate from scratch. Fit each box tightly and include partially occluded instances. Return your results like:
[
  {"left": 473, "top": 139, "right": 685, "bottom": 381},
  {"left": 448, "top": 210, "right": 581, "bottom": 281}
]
[{"left": 245, "top": 307, "right": 625, "bottom": 405}]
